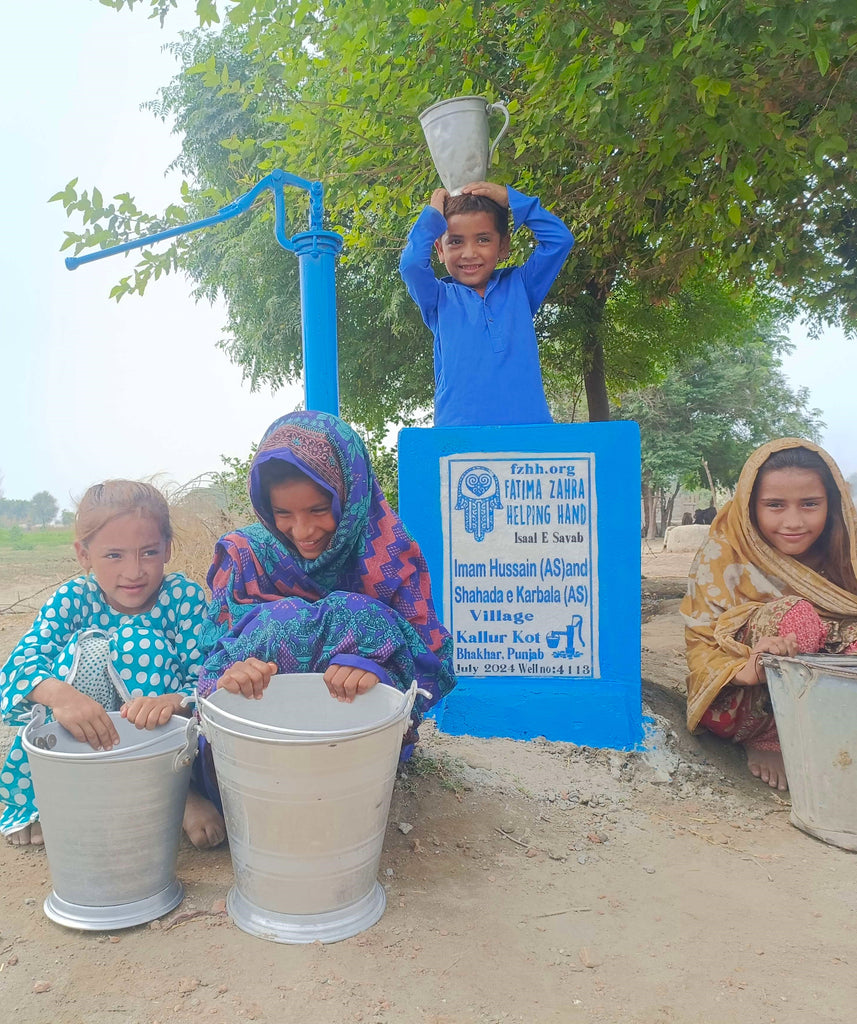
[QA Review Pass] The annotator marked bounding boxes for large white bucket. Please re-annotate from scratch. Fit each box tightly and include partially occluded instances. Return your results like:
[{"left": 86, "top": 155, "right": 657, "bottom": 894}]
[
  {"left": 198, "top": 674, "right": 419, "bottom": 944},
  {"left": 419, "top": 95, "right": 510, "bottom": 195},
  {"left": 22, "top": 705, "right": 198, "bottom": 929},
  {"left": 763, "top": 654, "right": 857, "bottom": 850}
]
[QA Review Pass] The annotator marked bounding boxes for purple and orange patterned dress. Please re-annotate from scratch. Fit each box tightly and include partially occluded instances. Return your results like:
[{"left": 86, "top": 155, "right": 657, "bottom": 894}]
[{"left": 198, "top": 411, "right": 456, "bottom": 747}]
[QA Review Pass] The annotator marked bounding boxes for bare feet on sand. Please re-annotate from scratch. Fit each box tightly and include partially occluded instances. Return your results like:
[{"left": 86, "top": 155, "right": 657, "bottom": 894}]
[
  {"left": 6, "top": 822, "right": 44, "bottom": 846},
  {"left": 744, "top": 743, "right": 788, "bottom": 791},
  {"left": 182, "top": 787, "right": 226, "bottom": 849}
]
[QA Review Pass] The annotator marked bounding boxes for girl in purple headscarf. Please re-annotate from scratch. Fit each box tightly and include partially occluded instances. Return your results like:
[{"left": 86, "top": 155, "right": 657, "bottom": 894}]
[{"left": 198, "top": 412, "right": 456, "bottom": 767}]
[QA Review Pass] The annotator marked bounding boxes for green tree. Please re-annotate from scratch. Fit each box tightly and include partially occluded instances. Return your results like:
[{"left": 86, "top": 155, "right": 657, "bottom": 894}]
[
  {"left": 0, "top": 498, "right": 32, "bottom": 527},
  {"left": 619, "top": 317, "right": 824, "bottom": 538},
  {"left": 30, "top": 491, "right": 59, "bottom": 529},
  {"left": 84, "top": 0, "right": 857, "bottom": 423}
]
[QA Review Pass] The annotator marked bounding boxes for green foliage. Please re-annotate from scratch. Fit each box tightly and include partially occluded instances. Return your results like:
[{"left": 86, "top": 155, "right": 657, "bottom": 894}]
[
  {"left": 30, "top": 491, "right": 60, "bottom": 529},
  {"left": 364, "top": 434, "right": 399, "bottom": 512},
  {"left": 0, "top": 526, "right": 74, "bottom": 550},
  {"left": 618, "top": 308, "right": 825, "bottom": 505},
  {"left": 101, "top": 0, "right": 220, "bottom": 28},
  {"left": 212, "top": 445, "right": 256, "bottom": 522},
  {"left": 68, "top": 1, "right": 857, "bottom": 424},
  {"left": 0, "top": 494, "right": 61, "bottom": 529},
  {"left": 6, "top": 525, "right": 34, "bottom": 551},
  {"left": 0, "top": 498, "right": 33, "bottom": 527}
]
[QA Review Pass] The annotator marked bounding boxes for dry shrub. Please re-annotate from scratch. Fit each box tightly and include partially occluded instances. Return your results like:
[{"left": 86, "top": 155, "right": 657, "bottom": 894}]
[
  {"left": 66, "top": 473, "right": 252, "bottom": 593},
  {"left": 159, "top": 475, "right": 250, "bottom": 590}
]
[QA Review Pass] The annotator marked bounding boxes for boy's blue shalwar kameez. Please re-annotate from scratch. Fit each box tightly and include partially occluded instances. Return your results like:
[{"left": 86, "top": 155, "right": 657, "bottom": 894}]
[{"left": 399, "top": 187, "right": 574, "bottom": 428}]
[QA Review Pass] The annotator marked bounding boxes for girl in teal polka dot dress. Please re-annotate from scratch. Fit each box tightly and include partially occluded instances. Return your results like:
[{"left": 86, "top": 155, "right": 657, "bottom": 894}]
[{"left": 0, "top": 480, "right": 224, "bottom": 848}]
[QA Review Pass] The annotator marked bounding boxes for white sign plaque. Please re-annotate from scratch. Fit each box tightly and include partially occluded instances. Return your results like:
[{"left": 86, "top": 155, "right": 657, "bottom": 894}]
[{"left": 440, "top": 452, "right": 600, "bottom": 680}]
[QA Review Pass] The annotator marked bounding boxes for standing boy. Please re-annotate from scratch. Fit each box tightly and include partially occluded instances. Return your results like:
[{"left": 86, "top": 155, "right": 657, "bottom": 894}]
[{"left": 399, "top": 181, "right": 574, "bottom": 428}]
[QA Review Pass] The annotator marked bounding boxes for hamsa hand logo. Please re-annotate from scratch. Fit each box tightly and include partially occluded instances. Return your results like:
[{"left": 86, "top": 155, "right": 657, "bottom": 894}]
[{"left": 456, "top": 466, "right": 502, "bottom": 542}]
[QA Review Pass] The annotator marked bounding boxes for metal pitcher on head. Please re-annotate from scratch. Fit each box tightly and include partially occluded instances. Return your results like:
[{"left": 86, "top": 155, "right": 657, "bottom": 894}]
[{"left": 419, "top": 95, "right": 510, "bottom": 195}]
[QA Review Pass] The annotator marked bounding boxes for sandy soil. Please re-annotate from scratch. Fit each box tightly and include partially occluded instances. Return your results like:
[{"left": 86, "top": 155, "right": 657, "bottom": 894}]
[{"left": 1, "top": 549, "right": 855, "bottom": 1024}]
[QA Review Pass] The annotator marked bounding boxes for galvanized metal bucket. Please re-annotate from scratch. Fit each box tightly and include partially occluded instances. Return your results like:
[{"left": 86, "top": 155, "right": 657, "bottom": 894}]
[
  {"left": 762, "top": 654, "right": 857, "bottom": 850},
  {"left": 198, "top": 674, "right": 421, "bottom": 944},
  {"left": 419, "top": 95, "right": 510, "bottom": 195},
  {"left": 22, "top": 705, "right": 198, "bottom": 929}
]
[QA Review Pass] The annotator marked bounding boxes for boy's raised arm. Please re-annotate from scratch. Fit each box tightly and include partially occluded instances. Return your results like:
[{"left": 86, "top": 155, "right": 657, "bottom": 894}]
[
  {"left": 508, "top": 187, "right": 574, "bottom": 313},
  {"left": 399, "top": 195, "right": 447, "bottom": 328}
]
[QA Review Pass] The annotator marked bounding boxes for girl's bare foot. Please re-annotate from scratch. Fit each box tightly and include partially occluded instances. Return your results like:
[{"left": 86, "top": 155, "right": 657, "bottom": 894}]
[
  {"left": 182, "top": 787, "right": 226, "bottom": 849},
  {"left": 744, "top": 743, "right": 788, "bottom": 791},
  {"left": 6, "top": 822, "right": 43, "bottom": 846}
]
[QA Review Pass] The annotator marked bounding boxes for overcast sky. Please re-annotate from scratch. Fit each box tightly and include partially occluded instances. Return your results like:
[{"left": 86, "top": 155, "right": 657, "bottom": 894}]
[
  {"left": 1, "top": 2, "right": 852, "bottom": 511},
  {"left": 1, "top": 2, "right": 297, "bottom": 511}
]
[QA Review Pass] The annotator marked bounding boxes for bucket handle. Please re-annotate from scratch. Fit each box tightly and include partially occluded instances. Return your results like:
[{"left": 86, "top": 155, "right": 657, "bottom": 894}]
[
  {"left": 399, "top": 682, "right": 433, "bottom": 734},
  {"left": 65, "top": 627, "right": 134, "bottom": 705},
  {"left": 173, "top": 715, "right": 200, "bottom": 773},
  {"left": 487, "top": 101, "right": 510, "bottom": 164},
  {"left": 26, "top": 703, "right": 57, "bottom": 749}
]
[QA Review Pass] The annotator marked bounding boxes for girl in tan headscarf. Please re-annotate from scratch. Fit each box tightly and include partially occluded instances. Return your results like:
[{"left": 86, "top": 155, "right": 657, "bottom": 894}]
[{"left": 681, "top": 439, "right": 857, "bottom": 791}]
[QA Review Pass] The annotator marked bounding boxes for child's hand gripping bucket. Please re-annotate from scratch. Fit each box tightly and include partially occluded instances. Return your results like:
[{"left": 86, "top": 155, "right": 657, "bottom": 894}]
[
  {"left": 22, "top": 704, "right": 198, "bottom": 930},
  {"left": 199, "top": 674, "right": 426, "bottom": 943}
]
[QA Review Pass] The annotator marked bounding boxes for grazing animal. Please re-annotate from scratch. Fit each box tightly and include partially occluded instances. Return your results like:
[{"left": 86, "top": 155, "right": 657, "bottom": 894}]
[{"left": 693, "top": 505, "right": 717, "bottom": 525}]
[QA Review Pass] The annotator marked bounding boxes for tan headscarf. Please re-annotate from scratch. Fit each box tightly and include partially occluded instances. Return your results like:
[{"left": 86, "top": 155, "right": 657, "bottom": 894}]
[{"left": 681, "top": 438, "right": 857, "bottom": 730}]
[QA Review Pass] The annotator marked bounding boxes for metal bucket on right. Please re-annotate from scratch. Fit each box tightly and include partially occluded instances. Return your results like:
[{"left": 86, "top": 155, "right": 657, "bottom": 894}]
[
  {"left": 763, "top": 654, "right": 857, "bottom": 850},
  {"left": 199, "top": 674, "right": 421, "bottom": 943}
]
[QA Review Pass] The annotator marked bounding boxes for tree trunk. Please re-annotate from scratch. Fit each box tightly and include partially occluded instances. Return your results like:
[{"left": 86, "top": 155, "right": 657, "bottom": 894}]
[
  {"left": 663, "top": 480, "right": 682, "bottom": 531},
  {"left": 642, "top": 478, "right": 658, "bottom": 540},
  {"left": 702, "top": 459, "right": 716, "bottom": 508},
  {"left": 641, "top": 479, "right": 652, "bottom": 538},
  {"left": 582, "top": 279, "right": 610, "bottom": 421}
]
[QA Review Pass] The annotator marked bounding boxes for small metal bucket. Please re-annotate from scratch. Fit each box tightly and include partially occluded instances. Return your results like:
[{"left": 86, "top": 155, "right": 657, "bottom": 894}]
[
  {"left": 762, "top": 654, "right": 857, "bottom": 850},
  {"left": 419, "top": 95, "right": 510, "bottom": 195},
  {"left": 22, "top": 705, "right": 198, "bottom": 929},
  {"left": 199, "top": 674, "right": 421, "bottom": 944}
]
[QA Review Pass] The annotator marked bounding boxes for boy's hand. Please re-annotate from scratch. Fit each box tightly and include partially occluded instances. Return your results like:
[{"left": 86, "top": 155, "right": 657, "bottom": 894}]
[
  {"left": 460, "top": 181, "right": 509, "bottom": 207},
  {"left": 430, "top": 188, "right": 449, "bottom": 214},
  {"left": 216, "top": 659, "right": 278, "bottom": 700},
  {"left": 121, "top": 693, "right": 184, "bottom": 730}
]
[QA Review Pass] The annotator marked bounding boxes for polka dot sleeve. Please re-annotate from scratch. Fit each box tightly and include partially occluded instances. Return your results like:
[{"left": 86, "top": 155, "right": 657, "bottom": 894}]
[
  {"left": 0, "top": 579, "right": 88, "bottom": 720},
  {"left": 161, "top": 575, "right": 208, "bottom": 688}
]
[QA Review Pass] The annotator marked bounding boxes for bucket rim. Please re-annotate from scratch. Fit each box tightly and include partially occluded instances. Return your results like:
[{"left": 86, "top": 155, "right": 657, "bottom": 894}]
[
  {"left": 761, "top": 652, "right": 857, "bottom": 678},
  {"left": 198, "top": 706, "right": 402, "bottom": 745},
  {"left": 22, "top": 712, "right": 192, "bottom": 763},
  {"left": 198, "top": 679, "right": 414, "bottom": 744},
  {"left": 419, "top": 95, "right": 488, "bottom": 122}
]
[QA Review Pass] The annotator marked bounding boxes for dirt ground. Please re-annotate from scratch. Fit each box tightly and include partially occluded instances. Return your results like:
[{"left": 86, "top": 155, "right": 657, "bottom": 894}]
[{"left": 0, "top": 547, "right": 855, "bottom": 1024}]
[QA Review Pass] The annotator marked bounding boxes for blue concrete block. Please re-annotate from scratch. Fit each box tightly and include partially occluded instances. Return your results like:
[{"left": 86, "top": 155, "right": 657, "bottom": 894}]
[{"left": 399, "top": 422, "right": 642, "bottom": 749}]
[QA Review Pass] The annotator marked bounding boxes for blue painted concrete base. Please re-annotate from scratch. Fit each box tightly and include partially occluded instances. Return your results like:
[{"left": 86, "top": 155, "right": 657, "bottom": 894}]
[
  {"left": 428, "top": 678, "right": 643, "bottom": 750},
  {"left": 399, "top": 422, "right": 643, "bottom": 750}
]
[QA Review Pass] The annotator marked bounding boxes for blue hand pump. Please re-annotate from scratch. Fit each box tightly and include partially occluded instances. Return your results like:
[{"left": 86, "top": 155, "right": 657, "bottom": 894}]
[{"left": 65, "top": 169, "right": 343, "bottom": 415}]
